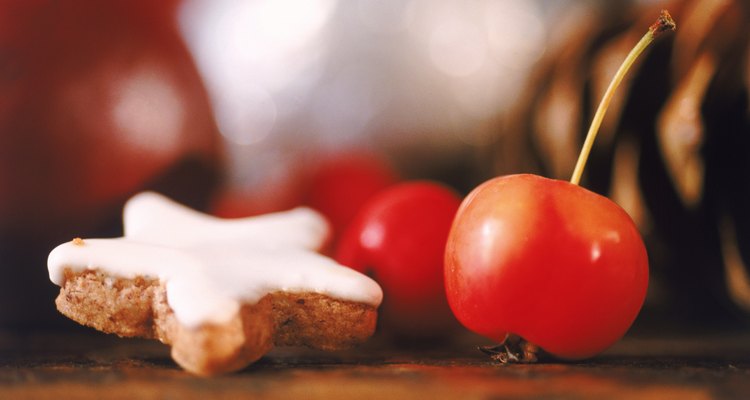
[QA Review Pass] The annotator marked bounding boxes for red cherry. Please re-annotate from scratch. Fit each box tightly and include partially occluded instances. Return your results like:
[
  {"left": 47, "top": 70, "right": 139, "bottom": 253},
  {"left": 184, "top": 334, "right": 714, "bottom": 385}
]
[
  {"left": 444, "top": 11, "right": 674, "bottom": 360},
  {"left": 337, "top": 181, "right": 462, "bottom": 337},
  {"left": 445, "top": 174, "right": 648, "bottom": 358},
  {"left": 303, "top": 151, "right": 398, "bottom": 243}
]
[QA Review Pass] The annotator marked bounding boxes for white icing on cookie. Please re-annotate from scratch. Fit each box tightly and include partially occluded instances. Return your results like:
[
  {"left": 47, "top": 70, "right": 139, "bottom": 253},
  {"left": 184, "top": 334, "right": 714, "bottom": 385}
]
[{"left": 47, "top": 192, "right": 383, "bottom": 328}]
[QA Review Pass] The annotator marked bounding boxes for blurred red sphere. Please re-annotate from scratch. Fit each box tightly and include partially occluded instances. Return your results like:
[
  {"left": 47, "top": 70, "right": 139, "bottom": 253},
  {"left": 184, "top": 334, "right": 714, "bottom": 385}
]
[
  {"left": 0, "top": 0, "right": 222, "bottom": 328},
  {"left": 302, "top": 151, "right": 399, "bottom": 245},
  {"left": 336, "top": 181, "right": 462, "bottom": 337},
  {"left": 0, "top": 0, "right": 221, "bottom": 234}
]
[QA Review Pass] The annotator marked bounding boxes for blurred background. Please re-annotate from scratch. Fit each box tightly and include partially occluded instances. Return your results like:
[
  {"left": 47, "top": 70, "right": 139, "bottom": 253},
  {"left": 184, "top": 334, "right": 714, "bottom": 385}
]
[{"left": 1, "top": 0, "right": 749, "bottom": 333}]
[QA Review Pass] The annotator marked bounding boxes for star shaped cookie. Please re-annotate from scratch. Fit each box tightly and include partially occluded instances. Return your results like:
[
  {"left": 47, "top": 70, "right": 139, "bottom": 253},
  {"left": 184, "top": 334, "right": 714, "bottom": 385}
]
[{"left": 48, "top": 192, "right": 382, "bottom": 375}]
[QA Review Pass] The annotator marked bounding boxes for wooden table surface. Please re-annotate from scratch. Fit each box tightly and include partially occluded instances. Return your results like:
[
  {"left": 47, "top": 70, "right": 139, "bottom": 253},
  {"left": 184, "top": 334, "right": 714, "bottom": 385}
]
[{"left": 0, "top": 328, "right": 749, "bottom": 399}]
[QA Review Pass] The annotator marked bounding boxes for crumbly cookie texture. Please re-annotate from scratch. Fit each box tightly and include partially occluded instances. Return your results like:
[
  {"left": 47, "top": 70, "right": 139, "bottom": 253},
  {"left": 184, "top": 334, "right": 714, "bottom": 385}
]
[
  {"left": 56, "top": 269, "right": 378, "bottom": 376},
  {"left": 48, "top": 192, "right": 382, "bottom": 376}
]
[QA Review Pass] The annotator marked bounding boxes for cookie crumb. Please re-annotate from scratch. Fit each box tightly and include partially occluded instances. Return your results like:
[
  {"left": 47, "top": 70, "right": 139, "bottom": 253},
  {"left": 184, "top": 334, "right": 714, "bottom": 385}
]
[{"left": 72, "top": 237, "right": 85, "bottom": 246}]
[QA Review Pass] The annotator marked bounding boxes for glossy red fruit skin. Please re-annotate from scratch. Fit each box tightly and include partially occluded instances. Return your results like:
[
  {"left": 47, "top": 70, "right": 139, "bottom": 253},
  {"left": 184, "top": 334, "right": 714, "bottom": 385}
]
[
  {"left": 445, "top": 174, "right": 649, "bottom": 359},
  {"left": 336, "top": 181, "right": 462, "bottom": 336}
]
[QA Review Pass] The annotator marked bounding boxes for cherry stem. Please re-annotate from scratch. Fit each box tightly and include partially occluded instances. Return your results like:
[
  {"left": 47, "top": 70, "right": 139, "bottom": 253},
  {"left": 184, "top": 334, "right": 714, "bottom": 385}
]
[{"left": 569, "top": 10, "right": 676, "bottom": 186}]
